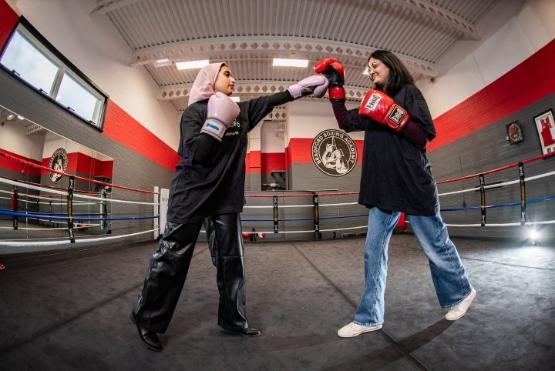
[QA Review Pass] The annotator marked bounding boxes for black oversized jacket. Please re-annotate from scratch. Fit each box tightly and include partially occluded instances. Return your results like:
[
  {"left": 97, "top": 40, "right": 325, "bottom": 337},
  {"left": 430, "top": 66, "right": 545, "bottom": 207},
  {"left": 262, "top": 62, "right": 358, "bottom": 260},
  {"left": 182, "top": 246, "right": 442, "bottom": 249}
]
[
  {"left": 167, "top": 96, "right": 273, "bottom": 223},
  {"left": 339, "top": 84, "right": 439, "bottom": 216}
]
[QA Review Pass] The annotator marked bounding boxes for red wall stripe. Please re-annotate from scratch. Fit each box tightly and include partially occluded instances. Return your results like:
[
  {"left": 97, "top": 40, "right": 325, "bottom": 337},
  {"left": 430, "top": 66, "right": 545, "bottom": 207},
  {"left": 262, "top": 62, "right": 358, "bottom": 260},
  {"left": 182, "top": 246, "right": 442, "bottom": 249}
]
[
  {"left": 430, "top": 40, "right": 555, "bottom": 152},
  {"left": 0, "top": 148, "right": 41, "bottom": 176},
  {"left": 245, "top": 151, "right": 261, "bottom": 174},
  {"left": 41, "top": 152, "right": 114, "bottom": 179},
  {"left": 261, "top": 152, "right": 286, "bottom": 174},
  {"left": 102, "top": 101, "right": 180, "bottom": 172},
  {"left": 0, "top": 0, "right": 18, "bottom": 48}
]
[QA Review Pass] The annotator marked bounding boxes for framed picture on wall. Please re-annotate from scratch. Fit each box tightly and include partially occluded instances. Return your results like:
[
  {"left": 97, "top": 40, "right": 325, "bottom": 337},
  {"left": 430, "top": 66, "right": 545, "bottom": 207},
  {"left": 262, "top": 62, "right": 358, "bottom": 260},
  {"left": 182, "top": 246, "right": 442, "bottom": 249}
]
[
  {"left": 506, "top": 121, "right": 524, "bottom": 144},
  {"left": 534, "top": 109, "right": 555, "bottom": 155}
]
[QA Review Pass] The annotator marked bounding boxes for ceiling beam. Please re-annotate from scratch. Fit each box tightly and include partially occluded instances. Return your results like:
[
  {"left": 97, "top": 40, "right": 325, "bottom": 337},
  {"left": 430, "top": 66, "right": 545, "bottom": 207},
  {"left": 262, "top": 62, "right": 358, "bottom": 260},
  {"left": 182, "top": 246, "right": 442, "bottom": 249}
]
[
  {"left": 130, "top": 36, "right": 437, "bottom": 78},
  {"left": 392, "top": 0, "right": 481, "bottom": 40},
  {"left": 89, "top": 0, "right": 145, "bottom": 16}
]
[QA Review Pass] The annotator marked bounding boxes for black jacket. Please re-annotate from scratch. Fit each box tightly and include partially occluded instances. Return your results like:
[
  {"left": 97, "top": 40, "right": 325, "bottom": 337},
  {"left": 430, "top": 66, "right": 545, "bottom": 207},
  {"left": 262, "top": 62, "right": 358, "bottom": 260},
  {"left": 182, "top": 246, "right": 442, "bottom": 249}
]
[{"left": 341, "top": 84, "right": 438, "bottom": 215}]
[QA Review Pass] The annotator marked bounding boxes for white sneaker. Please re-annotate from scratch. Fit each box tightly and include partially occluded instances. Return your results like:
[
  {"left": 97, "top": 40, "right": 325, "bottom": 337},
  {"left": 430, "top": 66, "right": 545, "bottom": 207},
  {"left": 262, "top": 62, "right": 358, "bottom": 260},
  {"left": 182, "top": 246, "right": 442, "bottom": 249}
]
[
  {"left": 337, "top": 322, "right": 382, "bottom": 338},
  {"left": 445, "top": 288, "right": 477, "bottom": 321}
]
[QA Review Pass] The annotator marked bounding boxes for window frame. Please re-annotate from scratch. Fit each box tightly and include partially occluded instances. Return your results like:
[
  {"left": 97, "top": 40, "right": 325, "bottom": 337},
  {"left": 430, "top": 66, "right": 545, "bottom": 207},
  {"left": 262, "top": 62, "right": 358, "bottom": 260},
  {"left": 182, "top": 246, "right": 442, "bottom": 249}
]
[{"left": 0, "top": 17, "right": 108, "bottom": 131}]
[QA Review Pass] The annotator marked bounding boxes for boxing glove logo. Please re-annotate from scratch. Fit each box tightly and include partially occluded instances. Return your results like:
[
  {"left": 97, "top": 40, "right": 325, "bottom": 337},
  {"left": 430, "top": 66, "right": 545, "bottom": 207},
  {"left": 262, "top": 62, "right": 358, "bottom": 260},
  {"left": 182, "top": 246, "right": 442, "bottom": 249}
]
[{"left": 363, "top": 93, "right": 382, "bottom": 111}]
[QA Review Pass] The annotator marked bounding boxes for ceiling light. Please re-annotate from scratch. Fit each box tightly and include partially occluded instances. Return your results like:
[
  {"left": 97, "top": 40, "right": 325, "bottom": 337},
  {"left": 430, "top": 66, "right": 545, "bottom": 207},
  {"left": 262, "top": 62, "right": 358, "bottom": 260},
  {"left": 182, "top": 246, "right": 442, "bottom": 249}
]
[
  {"left": 154, "top": 58, "right": 171, "bottom": 67},
  {"left": 176, "top": 59, "right": 209, "bottom": 70},
  {"left": 6, "top": 114, "right": 15, "bottom": 120},
  {"left": 17, "top": 115, "right": 24, "bottom": 120},
  {"left": 272, "top": 58, "right": 308, "bottom": 68},
  {"left": 362, "top": 67, "right": 369, "bottom": 76},
  {"left": 230, "top": 96, "right": 240, "bottom": 102}
]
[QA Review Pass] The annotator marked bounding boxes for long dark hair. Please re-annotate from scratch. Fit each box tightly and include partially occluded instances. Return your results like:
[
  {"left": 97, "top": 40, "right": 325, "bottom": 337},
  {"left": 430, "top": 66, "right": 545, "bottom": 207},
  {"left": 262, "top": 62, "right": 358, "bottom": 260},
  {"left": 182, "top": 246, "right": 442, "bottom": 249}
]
[{"left": 369, "top": 50, "right": 414, "bottom": 96}]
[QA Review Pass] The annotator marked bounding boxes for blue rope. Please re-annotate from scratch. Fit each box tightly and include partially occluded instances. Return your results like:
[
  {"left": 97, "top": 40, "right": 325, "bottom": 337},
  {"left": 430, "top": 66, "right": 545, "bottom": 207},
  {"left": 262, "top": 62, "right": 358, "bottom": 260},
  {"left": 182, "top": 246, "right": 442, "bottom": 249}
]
[
  {"left": 0, "top": 210, "right": 158, "bottom": 221},
  {"left": 440, "top": 194, "right": 555, "bottom": 212}
]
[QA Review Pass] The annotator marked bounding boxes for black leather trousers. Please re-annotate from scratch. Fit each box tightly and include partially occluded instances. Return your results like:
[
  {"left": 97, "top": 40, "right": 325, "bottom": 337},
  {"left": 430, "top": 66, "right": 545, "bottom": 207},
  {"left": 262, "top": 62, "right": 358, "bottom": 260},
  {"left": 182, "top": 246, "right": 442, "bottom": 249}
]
[{"left": 133, "top": 213, "right": 249, "bottom": 334}]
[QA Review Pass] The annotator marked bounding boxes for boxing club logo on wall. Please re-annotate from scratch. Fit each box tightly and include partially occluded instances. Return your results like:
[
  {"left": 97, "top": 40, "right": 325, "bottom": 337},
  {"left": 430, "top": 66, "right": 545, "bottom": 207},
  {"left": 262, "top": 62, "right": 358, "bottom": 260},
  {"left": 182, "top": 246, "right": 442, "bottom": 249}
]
[
  {"left": 48, "top": 148, "right": 68, "bottom": 183},
  {"left": 311, "top": 129, "right": 357, "bottom": 176}
]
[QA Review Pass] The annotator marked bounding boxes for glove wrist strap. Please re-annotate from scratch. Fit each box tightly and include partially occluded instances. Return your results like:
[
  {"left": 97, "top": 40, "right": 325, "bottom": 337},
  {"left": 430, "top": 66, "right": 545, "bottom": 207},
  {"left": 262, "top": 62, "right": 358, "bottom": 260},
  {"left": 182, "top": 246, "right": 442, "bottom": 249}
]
[
  {"left": 201, "top": 120, "right": 225, "bottom": 142},
  {"left": 329, "top": 87, "right": 345, "bottom": 101}
]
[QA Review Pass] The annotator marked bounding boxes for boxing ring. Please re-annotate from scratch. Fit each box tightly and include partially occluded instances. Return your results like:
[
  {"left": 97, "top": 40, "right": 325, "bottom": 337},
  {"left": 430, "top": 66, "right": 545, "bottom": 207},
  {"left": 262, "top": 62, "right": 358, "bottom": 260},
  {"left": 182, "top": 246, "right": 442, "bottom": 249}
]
[
  {"left": 0, "top": 150, "right": 159, "bottom": 252},
  {"left": 0, "top": 151, "right": 554, "bottom": 370},
  {"left": 0, "top": 150, "right": 554, "bottom": 253}
]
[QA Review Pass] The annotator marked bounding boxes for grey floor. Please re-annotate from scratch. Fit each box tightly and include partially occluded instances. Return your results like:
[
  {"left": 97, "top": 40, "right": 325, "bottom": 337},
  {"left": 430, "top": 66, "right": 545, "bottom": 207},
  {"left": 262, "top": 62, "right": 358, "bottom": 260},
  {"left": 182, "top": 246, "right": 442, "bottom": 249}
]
[{"left": 0, "top": 235, "right": 553, "bottom": 370}]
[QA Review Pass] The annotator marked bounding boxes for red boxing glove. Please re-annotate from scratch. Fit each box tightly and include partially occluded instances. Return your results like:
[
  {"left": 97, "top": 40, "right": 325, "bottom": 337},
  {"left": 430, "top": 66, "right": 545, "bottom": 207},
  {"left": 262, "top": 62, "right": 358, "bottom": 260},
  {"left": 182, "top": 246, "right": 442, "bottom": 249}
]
[
  {"left": 359, "top": 90, "right": 409, "bottom": 132},
  {"left": 314, "top": 57, "right": 345, "bottom": 101}
]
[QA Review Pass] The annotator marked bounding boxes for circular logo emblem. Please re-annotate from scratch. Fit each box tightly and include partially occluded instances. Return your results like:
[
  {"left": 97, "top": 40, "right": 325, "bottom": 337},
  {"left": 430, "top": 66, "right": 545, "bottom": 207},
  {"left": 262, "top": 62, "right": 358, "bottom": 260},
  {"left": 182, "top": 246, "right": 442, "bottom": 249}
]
[
  {"left": 311, "top": 129, "right": 357, "bottom": 176},
  {"left": 48, "top": 148, "right": 68, "bottom": 183}
]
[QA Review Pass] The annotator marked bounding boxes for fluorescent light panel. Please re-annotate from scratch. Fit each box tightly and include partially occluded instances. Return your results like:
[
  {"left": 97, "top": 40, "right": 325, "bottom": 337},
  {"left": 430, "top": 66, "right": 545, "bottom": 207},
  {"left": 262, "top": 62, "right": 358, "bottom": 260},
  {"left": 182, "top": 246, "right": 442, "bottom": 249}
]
[
  {"left": 230, "top": 96, "right": 240, "bottom": 102},
  {"left": 362, "top": 67, "right": 369, "bottom": 76},
  {"left": 154, "top": 58, "right": 171, "bottom": 67},
  {"left": 272, "top": 58, "right": 308, "bottom": 68},
  {"left": 176, "top": 59, "right": 210, "bottom": 70}
]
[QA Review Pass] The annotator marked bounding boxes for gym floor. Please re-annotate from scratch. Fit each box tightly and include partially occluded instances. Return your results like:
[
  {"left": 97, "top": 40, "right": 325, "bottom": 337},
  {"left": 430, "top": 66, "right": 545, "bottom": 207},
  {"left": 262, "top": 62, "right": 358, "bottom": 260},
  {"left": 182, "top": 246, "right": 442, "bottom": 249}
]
[{"left": 0, "top": 235, "right": 553, "bottom": 370}]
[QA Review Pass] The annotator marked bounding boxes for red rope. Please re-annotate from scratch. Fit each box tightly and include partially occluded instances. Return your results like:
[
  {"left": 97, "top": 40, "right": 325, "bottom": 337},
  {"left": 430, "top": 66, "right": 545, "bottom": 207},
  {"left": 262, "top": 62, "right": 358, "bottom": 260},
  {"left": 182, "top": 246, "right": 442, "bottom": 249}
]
[
  {"left": 437, "top": 152, "right": 554, "bottom": 184},
  {"left": 0, "top": 150, "right": 157, "bottom": 194}
]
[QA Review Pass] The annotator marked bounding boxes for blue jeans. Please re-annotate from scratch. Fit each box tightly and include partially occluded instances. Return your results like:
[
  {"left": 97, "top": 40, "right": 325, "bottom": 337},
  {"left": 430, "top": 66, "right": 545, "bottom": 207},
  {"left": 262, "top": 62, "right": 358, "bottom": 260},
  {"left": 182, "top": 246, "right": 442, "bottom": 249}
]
[{"left": 353, "top": 207, "right": 472, "bottom": 326}]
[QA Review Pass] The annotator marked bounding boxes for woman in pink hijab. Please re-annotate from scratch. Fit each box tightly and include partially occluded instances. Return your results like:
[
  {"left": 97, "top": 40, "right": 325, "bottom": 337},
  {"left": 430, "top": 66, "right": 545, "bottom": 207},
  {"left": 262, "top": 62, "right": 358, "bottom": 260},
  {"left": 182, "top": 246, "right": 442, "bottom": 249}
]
[{"left": 131, "top": 62, "right": 328, "bottom": 351}]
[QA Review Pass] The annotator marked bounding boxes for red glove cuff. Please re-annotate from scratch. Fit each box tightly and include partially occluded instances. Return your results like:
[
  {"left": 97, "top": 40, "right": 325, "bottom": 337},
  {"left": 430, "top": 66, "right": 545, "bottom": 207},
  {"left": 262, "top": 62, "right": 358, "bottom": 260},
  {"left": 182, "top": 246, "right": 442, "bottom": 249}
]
[{"left": 329, "top": 87, "right": 345, "bottom": 101}]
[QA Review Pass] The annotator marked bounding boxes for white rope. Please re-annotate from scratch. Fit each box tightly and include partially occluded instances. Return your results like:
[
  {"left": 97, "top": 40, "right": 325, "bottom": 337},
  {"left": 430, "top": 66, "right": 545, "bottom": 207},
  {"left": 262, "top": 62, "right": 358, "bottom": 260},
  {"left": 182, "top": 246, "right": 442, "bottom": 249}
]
[
  {"left": 73, "top": 193, "right": 159, "bottom": 206},
  {"left": 0, "top": 228, "right": 155, "bottom": 247},
  {"left": 446, "top": 220, "right": 555, "bottom": 227},
  {"left": 244, "top": 201, "right": 360, "bottom": 209},
  {"left": 0, "top": 178, "right": 158, "bottom": 206},
  {"left": 320, "top": 202, "right": 359, "bottom": 207},
  {"left": 0, "top": 224, "right": 99, "bottom": 230},
  {"left": 439, "top": 169, "right": 555, "bottom": 197},
  {"left": 236, "top": 225, "right": 368, "bottom": 234},
  {"left": 0, "top": 195, "right": 96, "bottom": 206}
]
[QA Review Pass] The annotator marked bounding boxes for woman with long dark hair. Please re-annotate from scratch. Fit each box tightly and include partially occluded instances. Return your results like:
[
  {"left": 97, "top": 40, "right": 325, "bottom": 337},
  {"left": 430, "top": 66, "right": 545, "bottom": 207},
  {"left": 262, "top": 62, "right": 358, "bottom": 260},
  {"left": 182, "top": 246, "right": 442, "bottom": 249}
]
[{"left": 315, "top": 50, "right": 476, "bottom": 338}]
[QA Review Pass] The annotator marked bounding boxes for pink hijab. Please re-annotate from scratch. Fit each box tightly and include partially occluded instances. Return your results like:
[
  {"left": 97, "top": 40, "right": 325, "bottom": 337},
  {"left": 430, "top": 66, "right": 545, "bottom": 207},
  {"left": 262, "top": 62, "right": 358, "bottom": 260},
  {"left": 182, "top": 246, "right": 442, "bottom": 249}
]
[{"left": 187, "top": 62, "right": 226, "bottom": 106}]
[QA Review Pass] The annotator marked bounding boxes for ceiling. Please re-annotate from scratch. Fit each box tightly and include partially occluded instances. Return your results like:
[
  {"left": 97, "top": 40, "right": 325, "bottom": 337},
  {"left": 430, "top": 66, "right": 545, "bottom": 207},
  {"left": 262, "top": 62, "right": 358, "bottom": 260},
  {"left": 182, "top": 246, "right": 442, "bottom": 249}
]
[{"left": 90, "top": 0, "right": 511, "bottom": 110}]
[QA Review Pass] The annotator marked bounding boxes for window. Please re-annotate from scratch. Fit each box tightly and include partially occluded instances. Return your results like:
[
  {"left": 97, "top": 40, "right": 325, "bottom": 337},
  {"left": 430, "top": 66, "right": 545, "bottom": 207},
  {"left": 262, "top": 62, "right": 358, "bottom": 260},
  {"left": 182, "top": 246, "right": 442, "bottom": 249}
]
[
  {"left": 0, "top": 19, "right": 107, "bottom": 130},
  {"left": 56, "top": 72, "right": 104, "bottom": 125}
]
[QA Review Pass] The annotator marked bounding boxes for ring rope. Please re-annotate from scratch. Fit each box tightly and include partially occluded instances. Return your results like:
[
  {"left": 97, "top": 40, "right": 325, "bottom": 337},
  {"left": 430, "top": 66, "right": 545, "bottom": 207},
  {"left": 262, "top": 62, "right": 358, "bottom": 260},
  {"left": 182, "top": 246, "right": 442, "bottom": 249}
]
[
  {"left": 438, "top": 170, "right": 555, "bottom": 197},
  {"left": 0, "top": 228, "right": 156, "bottom": 247},
  {"left": 0, "top": 150, "right": 158, "bottom": 194},
  {"left": 437, "top": 151, "right": 554, "bottom": 185},
  {"left": 0, "top": 210, "right": 158, "bottom": 221},
  {"left": 0, "top": 178, "right": 158, "bottom": 206}
]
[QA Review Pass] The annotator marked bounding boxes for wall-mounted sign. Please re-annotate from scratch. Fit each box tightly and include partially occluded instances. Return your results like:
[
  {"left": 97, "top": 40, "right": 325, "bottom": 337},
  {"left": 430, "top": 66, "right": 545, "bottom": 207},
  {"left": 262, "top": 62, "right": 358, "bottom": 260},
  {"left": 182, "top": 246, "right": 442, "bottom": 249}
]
[
  {"left": 311, "top": 129, "right": 357, "bottom": 176},
  {"left": 506, "top": 121, "right": 523, "bottom": 144},
  {"left": 48, "top": 148, "right": 68, "bottom": 183},
  {"left": 534, "top": 109, "right": 555, "bottom": 155}
]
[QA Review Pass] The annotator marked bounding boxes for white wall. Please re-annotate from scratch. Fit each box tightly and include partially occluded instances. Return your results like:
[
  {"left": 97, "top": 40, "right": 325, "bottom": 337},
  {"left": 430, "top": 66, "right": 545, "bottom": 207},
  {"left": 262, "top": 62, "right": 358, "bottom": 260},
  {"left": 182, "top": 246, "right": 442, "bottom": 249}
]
[
  {"left": 286, "top": 100, "right": 364, "bottom": 145},
  {"left": 7, "top": 0, "right": 180, "bottom": 150},
  {"left": 419, "top": 0, "right": 554, "bottom": 118},
  {"left": 0, "top": 118, "right": 44, "bottom": 161},
  {"left": 261, "top": 121, "right": 285, "bottom": 153}
]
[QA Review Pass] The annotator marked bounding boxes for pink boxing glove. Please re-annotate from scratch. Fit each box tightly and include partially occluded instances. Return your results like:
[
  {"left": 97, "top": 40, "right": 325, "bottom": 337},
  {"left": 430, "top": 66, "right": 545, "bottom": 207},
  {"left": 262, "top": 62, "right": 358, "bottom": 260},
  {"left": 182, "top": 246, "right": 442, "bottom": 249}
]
[
  {"left": 287, "top": 75, "right": 329, "bottom": 99},
  {"left": 201, "top": 92, "right": 241, "bottom": 141}
]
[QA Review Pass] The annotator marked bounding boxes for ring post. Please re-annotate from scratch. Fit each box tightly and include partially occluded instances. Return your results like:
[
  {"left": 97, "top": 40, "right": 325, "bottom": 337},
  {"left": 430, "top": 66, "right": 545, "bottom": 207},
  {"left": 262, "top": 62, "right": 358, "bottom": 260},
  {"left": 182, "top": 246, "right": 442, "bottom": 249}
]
[
  {"left": 67, "top": 176, "right": 75, "bottom": 243},
  {"left": 12, "top": 186, "right": 18, "bottom": 230},
  {"left": 518, "top": 162, "right": 526, "bottom": 225},
  {"left": 479, "top": 174, "right": 486, "bottom": 227},
  {"left": 273, "top": 194, "right": 279, "bottom": 234},
  {"left": 313, "top": 192, "right": 321, "bottom": 240}
]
